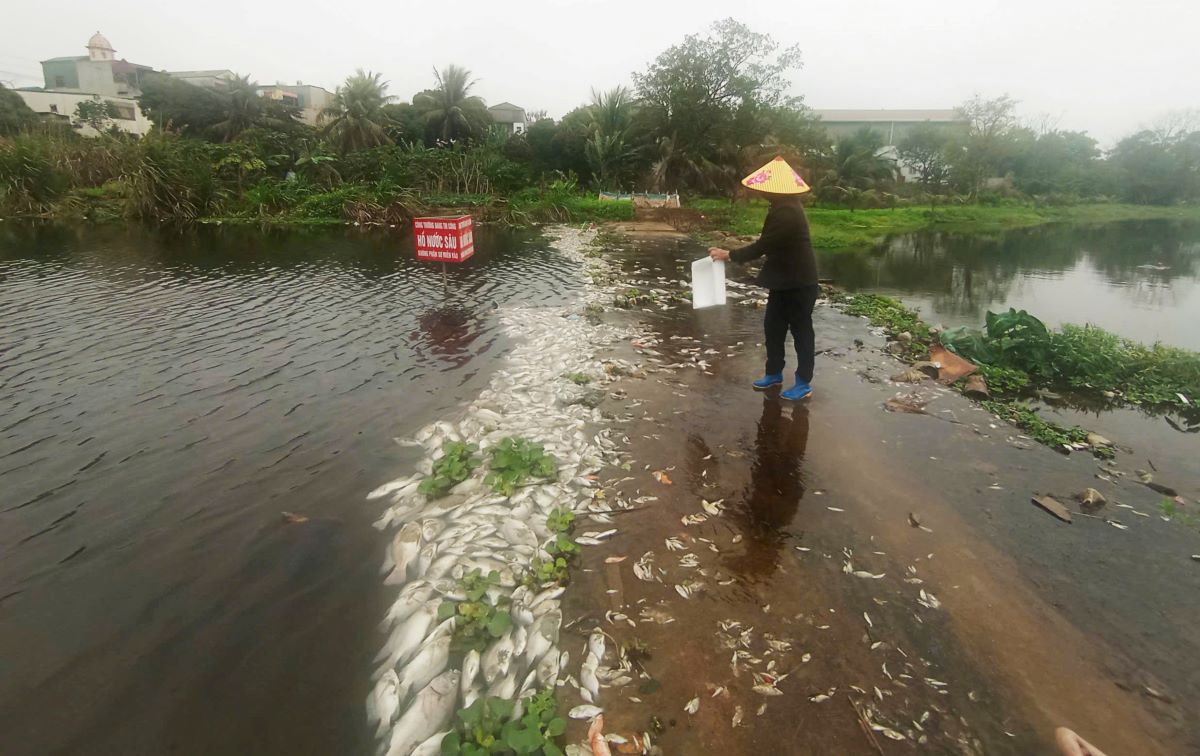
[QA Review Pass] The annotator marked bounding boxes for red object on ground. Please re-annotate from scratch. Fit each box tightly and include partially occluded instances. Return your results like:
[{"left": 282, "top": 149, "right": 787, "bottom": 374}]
[{"left": 413, "top": 216, "right": 475, "bottom": 263}]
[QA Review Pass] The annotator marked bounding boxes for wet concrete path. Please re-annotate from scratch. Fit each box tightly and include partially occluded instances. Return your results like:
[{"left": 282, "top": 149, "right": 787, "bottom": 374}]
[{"left": 559, "top": 235, "right": 1200, "bottom": 754}]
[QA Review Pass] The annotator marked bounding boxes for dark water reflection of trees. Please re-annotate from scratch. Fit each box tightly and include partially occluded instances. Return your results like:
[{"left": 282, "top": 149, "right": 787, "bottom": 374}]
[{"left": 818, "top": 219, "right": 1200, "bottom": 333}]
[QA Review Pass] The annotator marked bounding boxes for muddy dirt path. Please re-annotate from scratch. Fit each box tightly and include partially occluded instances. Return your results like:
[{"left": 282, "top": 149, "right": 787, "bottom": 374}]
[{"left": 556, "top": 236, "right": 1199, "bottom": 755}]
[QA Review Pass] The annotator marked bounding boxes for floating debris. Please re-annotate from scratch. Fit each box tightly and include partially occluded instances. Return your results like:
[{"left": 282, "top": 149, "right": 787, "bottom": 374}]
[
  {"left": 652, "top": 471, "right": 673, "bottom": 485},
  {"left": 1031, "top": 495, "right": 1073, "bottom": 523}
]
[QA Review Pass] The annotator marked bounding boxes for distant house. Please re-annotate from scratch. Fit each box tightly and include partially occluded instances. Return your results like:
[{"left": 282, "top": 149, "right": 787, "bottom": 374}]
[
  {"left": 165, "top": 70, "right": 237, "bottom": 90},
  {"left": 811, "top": 109, "right": 968, "bottom": 181},
  {"left": 40, "top": 32, "right": 155, "bottom": 98},
  {"left": 21, "top": 32, "right": 153, "bottom": 136},
  {"left": 256, "top": 82, "right": 335, "bottom": 126},
  {"left": 488, "top": 102, "right": 527, "bottom": 135}
]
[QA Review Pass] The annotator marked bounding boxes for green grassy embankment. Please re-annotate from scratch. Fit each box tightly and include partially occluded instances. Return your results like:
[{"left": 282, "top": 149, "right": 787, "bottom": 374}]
[{"left": 688, "top": 199, "right": 1200, "bottom": 249}]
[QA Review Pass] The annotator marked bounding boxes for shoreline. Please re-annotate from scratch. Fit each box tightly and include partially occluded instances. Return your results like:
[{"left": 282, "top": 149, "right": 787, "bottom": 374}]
[{"left": 690, "top": 200, "right": 1200, "bottom": 249}]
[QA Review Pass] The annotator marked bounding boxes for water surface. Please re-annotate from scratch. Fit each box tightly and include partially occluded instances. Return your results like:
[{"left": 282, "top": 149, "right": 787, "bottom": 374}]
[
  {"left": 818, "top": 219, "right": 1200, "bottom": 349},
  {"left": 0, "top": 223, "right": 581, "bottom": 754}
]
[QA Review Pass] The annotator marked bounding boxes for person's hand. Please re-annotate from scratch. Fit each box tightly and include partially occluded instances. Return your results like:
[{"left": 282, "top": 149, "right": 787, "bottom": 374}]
[
  {"left": 708, "top": 247, "right": 730, "bottom": 261},
  {"left": 1055, "top": 728, "right": 1108, "bottom": 756}
]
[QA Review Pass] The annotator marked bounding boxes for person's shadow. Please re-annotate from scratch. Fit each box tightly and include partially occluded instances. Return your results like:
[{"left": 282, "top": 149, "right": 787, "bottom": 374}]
[{"left": 725, "top": 397, "right": 811, "bottom": 582}]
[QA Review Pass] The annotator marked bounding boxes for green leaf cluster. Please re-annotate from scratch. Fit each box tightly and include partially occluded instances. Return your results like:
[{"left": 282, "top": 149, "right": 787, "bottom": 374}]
[
  {"left": 441, "top": 690, "right": 566, "bottom": 756},
  {"left": 438, "top": 569, "right": 512, "bottom": 652},
  {"left": 525, "top": 509, "right": 579, "bottom": 588},
  {"left": 486, "top": 438, "right": 556, "bottom": 496},
  {"left": 420, "top": 441, "right": 481, "bottom": 499},
  {"left": 564, "top": 372, "right": 591, "bottom": 385}
]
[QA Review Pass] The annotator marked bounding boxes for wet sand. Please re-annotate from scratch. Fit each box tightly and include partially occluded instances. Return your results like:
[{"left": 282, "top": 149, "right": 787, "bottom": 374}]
[{"left": 557, "top": 243, "right": 1199, "bottom": 754}]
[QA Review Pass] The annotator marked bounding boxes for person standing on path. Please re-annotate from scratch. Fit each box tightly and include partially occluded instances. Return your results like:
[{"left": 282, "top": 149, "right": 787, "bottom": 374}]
[{"left": 709, "top": 156, "right": 819, "bottom": 401}]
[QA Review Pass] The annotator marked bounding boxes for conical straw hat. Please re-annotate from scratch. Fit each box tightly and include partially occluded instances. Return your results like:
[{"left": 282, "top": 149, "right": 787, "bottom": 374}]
[{"left": 740, "top": 156, "right": 811, "bottom": 195}]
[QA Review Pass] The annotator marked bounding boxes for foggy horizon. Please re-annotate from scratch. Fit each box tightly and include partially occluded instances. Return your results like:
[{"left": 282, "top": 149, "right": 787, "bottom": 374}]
[{"left": 2, "top": 0, "right": 1197, "bottom": 147}]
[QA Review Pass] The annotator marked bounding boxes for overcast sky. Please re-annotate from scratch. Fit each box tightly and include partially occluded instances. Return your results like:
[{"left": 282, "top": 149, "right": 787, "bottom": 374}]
[{"left": 2, "top": 0, "right": 1196, "bottom": 147}]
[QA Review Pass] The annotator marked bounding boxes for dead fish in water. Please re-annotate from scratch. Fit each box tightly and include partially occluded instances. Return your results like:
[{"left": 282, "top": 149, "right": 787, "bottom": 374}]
[
  {"left": 589, "top": 715, "right": 614, "bottom": 756},
  {"left": 373, "top": 604, "right": 436, "bottom": 679},
  {"left": 379, "top": 582, "right": 434, "bottom": 632},
  {"left": 587, "top": 629, "right": 606, "bottom": 662},
  {"left": 460, "top": 649, "right": 481, "bottom": 699},
  {"left": 732, "top": 705, "right": 745, "bottom": 727},
  {"left": 701, "top": 499, "right": 724, "bottom": 516},
  {"left": 753, "top": 684, "right": 783, "bottom": 697},
  {"left": 482, "top": 629, "right": 515, "bottom": 683},
  {"left": 569, "top": 704, "right": 604, "bottom": 720},
  {"left": 384, "top": 522, "right": 422, "bottom": 585},
  {"left": 365, "top": 669, "right": 400, "bottom": 738},
  {"left": 281, "top": 511, "right": 309, "bottom": 524},
  {"left": 918, "top": 589, "right": 941, "bottom": 610},
  {"left": 410, "top": 730, "right": 450, "bottom": 756},
  {"left": 633, "top": 551, "right": 656, "bottom": 582},
  {"left": 684, "top": 697, "right": 700, "bottom": 714},
  {"left": 681, "top": 513, "right": 708, "bottom": 526},
  {"left": 368, "top": 475, "right": 419, "bottom": 501},
  {"left": 397, "top": 634, "right": 451, "bottom": 704},
  {"left": 385, "top": 669, "right": 460, "bottom": 756}
]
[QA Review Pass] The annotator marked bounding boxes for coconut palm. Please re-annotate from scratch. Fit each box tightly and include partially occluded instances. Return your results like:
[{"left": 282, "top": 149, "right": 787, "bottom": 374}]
[
  {"left": 320, "top": 69, "right": 394, "bottom": 153},
  {"left": 414, "top": 65, "right": 490, "bottom": 144},
  {"left": 584, "top": 87, "right": 642, "bottom": 188},
  {"left": 212, "top": 74, "right": 264, "bottom": 142}
]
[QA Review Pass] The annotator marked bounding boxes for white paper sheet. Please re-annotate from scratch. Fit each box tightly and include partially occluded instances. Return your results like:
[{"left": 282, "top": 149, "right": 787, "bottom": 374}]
[{"left": 691, "top": 257, "right": 727, "bottom": 309}]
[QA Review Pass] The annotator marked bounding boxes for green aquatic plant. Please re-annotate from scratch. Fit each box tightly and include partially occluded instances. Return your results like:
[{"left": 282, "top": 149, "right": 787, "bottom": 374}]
[
  {"left": 486, "top": 437, "right": 556, "bottom": 496},
  {"left": 441, "top": 689, "right": 566, "bottom": 756},
  {"left": 526, "top": 508, "right": 579, "bottom": 587},
  {"left": 437, "top": 568, "right": 512, "bottom": 652},
  {"left": 976, "top": 364, "right": 1031, "bottom": 396},
  {"left": 564, "top": 372, "right": 591, "bottom": 385},
  {"left": 977, "top": 399, "right": 1113, "bottom": 458},
  {"left": 419, "top": 440, "right": 480, "bottom": 499}
]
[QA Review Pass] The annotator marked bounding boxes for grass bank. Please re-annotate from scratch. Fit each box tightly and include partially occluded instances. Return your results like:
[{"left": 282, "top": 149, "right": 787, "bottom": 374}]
[
  {"left": 827, "top": 290, "right": 1200, "bottom": 454},
  {"left": 690, "top": 199, "right": 1200, "bottom": 248}
]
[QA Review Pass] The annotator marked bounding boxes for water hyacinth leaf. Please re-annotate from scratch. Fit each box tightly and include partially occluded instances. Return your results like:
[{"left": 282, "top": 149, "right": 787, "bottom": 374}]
[
  {"left": 487, "top": 610, "right": 512, "bottom": 638},
  {"left": 546, "top": 717, "right": 567, "bottom": 737},
  {"left": 438, "top": 601, "right": 457, "bottom": 622}
]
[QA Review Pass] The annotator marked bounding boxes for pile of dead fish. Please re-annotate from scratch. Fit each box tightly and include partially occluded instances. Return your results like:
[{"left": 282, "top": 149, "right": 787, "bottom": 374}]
[{"left": 364, "top": 228, "right": 639, "bottom": 755}]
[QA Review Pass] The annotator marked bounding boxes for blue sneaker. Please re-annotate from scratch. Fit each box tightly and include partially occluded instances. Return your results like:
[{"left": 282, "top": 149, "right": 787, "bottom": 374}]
[
  {"left": 781, "top": 379, "right": 813, "bottom": 401},
  {"left": 752, "top": 373, "right": 784, "bottom": 390}
]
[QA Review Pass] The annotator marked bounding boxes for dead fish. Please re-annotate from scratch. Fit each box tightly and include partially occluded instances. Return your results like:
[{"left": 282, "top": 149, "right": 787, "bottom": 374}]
[
  {"left": 570, "top": 704, "right": 604, "bottom": 720},
  {"left": 366, "top": 669, "right": 400, "bottom": 738},
  {"left": 384, "top": 669, "right": 461, "bottom": 756},
  {"left": 378, "top": 583, "right": 434, "bottom": 632},
  {"left": 587, "top": 630, "right": 606, "bottom": 662},
  {"left": 536, "top": 646, "right": 562, "bottom": 687},
  {"left": 732, "top": 705, "right": 745, "bottom": 727},
  {"left": 753, "top": 684, "right": 783, "bottom": 697},
  {"left": 665, "top": 537, "right": 686, "bottom": 551},
  {"left": 373, "top": 604, "right": 436, "bottom": 679},
  {"left": 460, "top": 649, "right": 481, "bottom": 699},
  {"left": 701, "top": 499, "right": 724, "bottom": 516},
  {"left": 397, "top": 634, "right": 451, "bottom": 704},
  {"left": 411, "top": 730, "right": 450, "bottom": 756},
  {"left": 681, "top": 513, "right": 708, "bottom": 526},
  {"left": 384, "top": 522, "right": 422, "bottom": 585},
  {"left": 852, "top": 570, "right": 886, "bottom": 580},
  {"left": 482, "top": 629, "right": 516, "bottom": 683},
  {"left": 684, "top": 697, "right": 700, "bottom": 714},
  {"left": 368, "top": 475, "right": 419, "bottom": 501},
  {"left": 589, "top": 715, "right": 614, "bottom": 756},
  {"left": 633, "top": 551, "right": 656, "bottom": 582},
  {"left": 487, "top": 669, "right": 517, "bottom": 699},
  {"left": 918, "top": 589, "right": 941, "bottom": 610}
]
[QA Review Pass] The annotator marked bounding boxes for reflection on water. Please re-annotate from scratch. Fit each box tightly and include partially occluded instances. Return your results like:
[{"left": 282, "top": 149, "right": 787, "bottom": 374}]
[
  {"left": 0, "top": 222, "right": 582, "bottom": 754},
  {"left": 818, "top": 219, "right": 1200, "bottom": 349},
  {"left": 728, "top": 399, "right": 811, "bottom": 580}
]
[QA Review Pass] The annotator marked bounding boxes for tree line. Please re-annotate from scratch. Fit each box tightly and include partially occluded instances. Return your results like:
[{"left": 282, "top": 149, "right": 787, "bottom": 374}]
[{"left": 2, "top": 18, "right": 1198, "bottom": 218}]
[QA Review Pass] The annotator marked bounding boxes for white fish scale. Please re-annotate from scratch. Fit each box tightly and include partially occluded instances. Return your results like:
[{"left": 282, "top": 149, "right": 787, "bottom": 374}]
[{"left": 369, "top": 227, "right": 646, "bottom": 747}]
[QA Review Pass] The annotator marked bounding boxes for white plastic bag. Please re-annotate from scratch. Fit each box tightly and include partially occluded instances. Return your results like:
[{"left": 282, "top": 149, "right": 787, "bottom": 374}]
[{"left": 691, "top": 257, "right": 726, "bottom": 309}]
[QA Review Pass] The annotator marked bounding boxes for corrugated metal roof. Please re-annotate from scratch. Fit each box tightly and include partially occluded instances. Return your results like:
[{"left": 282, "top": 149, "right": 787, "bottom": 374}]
[{"left": 812, "top": 109, "right": 962, "bottom": 123}]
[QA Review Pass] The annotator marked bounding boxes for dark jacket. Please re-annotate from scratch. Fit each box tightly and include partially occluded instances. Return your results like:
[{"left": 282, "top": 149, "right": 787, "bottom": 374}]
[{"left": 729, "top": 201, "right": 818, "bottom": 290}]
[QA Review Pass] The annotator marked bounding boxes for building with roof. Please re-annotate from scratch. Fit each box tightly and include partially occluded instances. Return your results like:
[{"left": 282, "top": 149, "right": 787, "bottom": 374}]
[
  {"left": 22, "top": 32, "right": 153, "bottom": 136},
  {"left": 165, "top": 70, "right": 237, "bottom": 90},
  {"left": 257, "top": 82, "right": 334, "bottom": 126},
  {"left": 811, "top": 109, "right": 968, "bottom": 182},
  {"left": 39, "top": 31, "right": 155, "bottom": 98},
  {"left": 488, "top": 102, "right": 527, "bottom": 135}
]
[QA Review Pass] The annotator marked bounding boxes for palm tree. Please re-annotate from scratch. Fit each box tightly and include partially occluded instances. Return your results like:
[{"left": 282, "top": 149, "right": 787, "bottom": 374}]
[
  {"left": 320, "top": 69, "right": 394, "bottom": 153},
  {"left": 827, "top": 127, "right": 896, "bottom": 190},
  {"left": 414, "top": 65, "right": 490, "bottom": 144},
  {"left": 584, "top": 87, "right": 643, "bottom": 189},
  {"left": 212, "top": 74, "right": 264, "bottom": 142}
]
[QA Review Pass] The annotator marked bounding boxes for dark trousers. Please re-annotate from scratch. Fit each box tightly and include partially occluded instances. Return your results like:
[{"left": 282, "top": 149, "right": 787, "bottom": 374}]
[{"left": 764, "top": 285, "right": 818, "bottom": 381}]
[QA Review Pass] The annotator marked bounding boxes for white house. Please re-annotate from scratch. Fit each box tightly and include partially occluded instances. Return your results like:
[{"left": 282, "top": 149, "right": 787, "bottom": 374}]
[
  {"left": 16, "top": 90, "right": 152, "bottom": 136},
  {"left": 488, "top": 102, "right": 527, "bottom": 135}
]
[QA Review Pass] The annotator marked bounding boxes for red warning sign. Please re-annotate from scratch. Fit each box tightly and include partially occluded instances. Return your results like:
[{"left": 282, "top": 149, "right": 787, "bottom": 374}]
[{"left": 414, "top": 215, "right": 475, "bottom": 263}]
